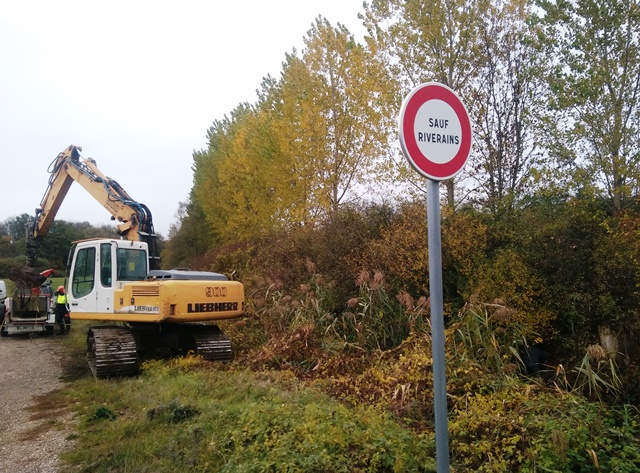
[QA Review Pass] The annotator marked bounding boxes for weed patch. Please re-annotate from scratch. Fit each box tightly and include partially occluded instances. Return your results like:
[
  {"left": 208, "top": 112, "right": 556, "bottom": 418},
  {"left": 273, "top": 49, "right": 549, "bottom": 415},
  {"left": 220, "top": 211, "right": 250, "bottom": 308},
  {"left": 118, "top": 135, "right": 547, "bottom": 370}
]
[
  {"left": 52, "top": 296, "right": 640, "bottom": 472},
  {"left": 88, "top": 406, "right": 117, "bottom": 423},
  {"left": 147, "top": 399, "right": 200, "bottom": 424},
  {"left": 60, "top": 357, "right": 435, "bottom": 472}
]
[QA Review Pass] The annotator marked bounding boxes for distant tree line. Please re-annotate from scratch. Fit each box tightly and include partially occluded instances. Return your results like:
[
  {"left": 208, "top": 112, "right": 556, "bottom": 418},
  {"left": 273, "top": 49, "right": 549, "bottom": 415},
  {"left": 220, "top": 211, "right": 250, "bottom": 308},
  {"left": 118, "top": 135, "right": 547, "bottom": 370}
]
[{"left": 0, "top": 214, "right": 121, "bottom": 276}]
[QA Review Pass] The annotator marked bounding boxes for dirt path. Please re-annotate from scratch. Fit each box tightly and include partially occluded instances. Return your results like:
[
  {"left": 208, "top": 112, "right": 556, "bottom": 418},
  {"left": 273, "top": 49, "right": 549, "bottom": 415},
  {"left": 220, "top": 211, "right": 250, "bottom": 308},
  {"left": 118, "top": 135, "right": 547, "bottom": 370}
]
[{"left": 0, "top": 334, "right": 72, "bottom": 473}]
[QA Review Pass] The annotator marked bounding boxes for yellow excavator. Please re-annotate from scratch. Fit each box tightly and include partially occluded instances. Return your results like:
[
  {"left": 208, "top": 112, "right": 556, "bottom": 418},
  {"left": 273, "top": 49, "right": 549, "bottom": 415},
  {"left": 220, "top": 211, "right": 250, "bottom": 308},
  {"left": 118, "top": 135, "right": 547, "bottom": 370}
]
[{"left": 26, "top": 145, "right": 245, "bottom": 378}]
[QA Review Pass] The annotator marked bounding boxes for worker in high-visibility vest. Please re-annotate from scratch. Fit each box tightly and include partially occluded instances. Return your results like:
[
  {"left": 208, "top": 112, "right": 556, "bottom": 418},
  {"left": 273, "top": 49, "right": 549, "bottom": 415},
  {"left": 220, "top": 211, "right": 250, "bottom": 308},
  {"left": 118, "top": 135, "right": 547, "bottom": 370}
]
[{"left": 54, "top": 285, "right": 70, "bottom": 335}]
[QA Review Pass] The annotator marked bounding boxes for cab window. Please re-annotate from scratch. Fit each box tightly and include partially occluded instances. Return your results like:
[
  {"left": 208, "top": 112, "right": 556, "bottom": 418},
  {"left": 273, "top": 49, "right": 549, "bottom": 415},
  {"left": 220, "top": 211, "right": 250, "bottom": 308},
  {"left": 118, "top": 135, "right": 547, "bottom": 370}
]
[
  {"left": 116, "top": 248, "right": 148, "bottom": 281},
  {"left": 100, "top": 243, "right": 112, "bottom": 287},
  {"left": 72, "top": 247, "right": 95, "bottom": 298}
]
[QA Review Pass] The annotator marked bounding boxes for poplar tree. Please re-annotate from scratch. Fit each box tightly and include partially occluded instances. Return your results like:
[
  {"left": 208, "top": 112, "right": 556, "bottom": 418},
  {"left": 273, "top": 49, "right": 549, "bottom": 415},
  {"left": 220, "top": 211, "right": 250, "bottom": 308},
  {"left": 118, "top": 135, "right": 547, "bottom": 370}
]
[
  {"left": 271, "top": 17, "right": 394, "bottom": 221},
  {"left": 191, "top": 18, "right": 393, "bottom": 242},
  {"left": 192, "top": 103, "right": 287, "bottom": 243},
  {"left": 364, "top": 0, "right": 547, "bottom": 212},
  {"left": 469, "top": 0, "right": 547, "bottom": 213},
  {"left": 536, "top": 0, "right": 640, "bottom": 211},
  {"left": 362, "top": 0, "right": 485, "bottom": 207}
]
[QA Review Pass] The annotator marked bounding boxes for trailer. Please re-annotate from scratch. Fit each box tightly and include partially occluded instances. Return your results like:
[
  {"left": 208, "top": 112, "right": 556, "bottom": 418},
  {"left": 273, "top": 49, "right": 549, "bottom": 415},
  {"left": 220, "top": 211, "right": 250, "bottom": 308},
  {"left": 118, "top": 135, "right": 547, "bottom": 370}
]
[{"left": 0, "top": 276, "right": 56, "bottom": 337}]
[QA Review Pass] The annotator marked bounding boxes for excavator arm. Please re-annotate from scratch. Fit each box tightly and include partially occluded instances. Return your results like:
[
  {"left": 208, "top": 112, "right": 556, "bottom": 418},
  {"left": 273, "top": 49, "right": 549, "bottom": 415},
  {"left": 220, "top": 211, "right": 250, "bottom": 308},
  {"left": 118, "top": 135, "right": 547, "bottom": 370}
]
[{"left": 26, "top": 145, "right": 159, "bottom": 269}]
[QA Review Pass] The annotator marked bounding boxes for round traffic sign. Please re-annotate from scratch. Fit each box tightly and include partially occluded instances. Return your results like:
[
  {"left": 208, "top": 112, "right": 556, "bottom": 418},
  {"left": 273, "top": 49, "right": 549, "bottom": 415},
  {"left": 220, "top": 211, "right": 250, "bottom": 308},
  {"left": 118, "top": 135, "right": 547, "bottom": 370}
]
[{"left": 398, "top": 83, "right": 473, "bottom": 181}]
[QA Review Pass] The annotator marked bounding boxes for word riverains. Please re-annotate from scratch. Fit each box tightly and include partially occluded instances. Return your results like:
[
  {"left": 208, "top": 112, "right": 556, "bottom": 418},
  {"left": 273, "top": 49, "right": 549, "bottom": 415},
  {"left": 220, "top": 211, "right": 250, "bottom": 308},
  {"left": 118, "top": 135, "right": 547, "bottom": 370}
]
[{"left": 417, "top": 132, "right": 460, "bottom": 145}]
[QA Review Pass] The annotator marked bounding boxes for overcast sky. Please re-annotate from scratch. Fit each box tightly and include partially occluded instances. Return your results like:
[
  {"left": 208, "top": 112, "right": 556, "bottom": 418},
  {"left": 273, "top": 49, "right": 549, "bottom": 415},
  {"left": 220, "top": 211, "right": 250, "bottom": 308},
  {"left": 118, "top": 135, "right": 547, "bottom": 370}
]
[{"left": 0, "top": 0, "right": 367, "bottom": 237}]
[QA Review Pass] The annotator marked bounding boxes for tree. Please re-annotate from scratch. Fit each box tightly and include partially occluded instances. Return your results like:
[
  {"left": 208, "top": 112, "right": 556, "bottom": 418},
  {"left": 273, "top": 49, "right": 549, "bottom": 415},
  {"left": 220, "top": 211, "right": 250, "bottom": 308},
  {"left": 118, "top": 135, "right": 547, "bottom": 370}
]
[
  {"left": 272, "top": 17, "right": 394, "bottom": 220},
  {"left": 362, "top": 0, "right": 486, "bottom": 207},
  {"left": 0, "top": 215, "right": 120, "bottom": 272},
  {"left": 468, "top": 0, "right": 547, "bottom": 213},
  {"left": 191, "top": 17, "right": 394, "bottom": 245},
  {"left": 1, "top": 213, "right": 31, "bottom": 243},
  {"left": 536, "top": 0, "right": 640, "bottom": 211},
  {"left": 192, "top": 100, "right": 301, "bottom": 243},
  {"left": 161, "top": 199, "right": 213, "bottom": 269},
  {"left": 193, "top": 104, "right": 255, "bottom": 243},
  {"left": 0, "top": 215, "right": 29, "bottom": 259},
  {"left": 364, "top": 0, "right": 549, "bottom": 213}
]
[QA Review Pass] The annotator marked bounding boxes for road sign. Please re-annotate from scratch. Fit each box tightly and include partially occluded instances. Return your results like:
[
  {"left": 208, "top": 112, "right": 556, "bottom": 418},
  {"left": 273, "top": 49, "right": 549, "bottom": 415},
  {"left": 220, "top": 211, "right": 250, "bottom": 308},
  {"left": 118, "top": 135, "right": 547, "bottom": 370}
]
[
  {"left": 399, "top": 82, "right": 472, "bottom": 181},
  {"left": 398, "top": 82, "right": 473, "bottom": 473}
]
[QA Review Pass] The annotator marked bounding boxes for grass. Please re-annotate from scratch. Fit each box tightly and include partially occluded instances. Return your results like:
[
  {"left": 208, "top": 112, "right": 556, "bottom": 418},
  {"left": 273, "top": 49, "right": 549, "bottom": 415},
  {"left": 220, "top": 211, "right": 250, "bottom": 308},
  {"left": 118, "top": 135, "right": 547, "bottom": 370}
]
[
  {"left": 52, "top": 322, "right": 435, "bottom": 473},
  {"left": 50, "top": 276, "right": 65, "bottom": 291},
  {"left": 40, "top": 300, "right": 640, "bottom": 472},
  {"left": 58, "top": 361, "right": 435, "bottom": 472}
]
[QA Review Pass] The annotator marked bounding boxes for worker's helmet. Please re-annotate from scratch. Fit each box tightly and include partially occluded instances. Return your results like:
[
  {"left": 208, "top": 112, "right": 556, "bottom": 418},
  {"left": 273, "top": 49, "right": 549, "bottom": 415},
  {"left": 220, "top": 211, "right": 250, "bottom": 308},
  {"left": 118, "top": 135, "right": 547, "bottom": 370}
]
[{"left": 57, "top": 285, "right": 65, "bottom": 293}]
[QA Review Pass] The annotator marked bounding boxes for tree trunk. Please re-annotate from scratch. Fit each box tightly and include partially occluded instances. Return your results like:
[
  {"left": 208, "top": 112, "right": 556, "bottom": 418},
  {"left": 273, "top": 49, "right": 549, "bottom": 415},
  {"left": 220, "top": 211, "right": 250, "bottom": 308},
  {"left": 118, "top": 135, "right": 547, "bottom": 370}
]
[
  {"left": 598, "top": 325, "right": 619, "bottom": 360},
  {"left": 445, "top": 179, "right": 455, "bottom": 208}
]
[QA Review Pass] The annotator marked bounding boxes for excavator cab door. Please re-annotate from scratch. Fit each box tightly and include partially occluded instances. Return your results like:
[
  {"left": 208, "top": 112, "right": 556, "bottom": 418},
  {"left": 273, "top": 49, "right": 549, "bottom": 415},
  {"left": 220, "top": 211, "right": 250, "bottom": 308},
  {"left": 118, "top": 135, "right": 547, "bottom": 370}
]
[{"left": 67, "top": 241, "right": 99, "bottom": 313}]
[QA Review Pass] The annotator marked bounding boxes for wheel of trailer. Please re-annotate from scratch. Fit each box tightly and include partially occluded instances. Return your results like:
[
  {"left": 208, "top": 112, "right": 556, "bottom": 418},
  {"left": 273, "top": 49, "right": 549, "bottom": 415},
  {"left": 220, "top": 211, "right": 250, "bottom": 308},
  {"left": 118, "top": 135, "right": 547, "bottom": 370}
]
[{"left": 87, "top": 326, "right": 140, "bottom": 378}]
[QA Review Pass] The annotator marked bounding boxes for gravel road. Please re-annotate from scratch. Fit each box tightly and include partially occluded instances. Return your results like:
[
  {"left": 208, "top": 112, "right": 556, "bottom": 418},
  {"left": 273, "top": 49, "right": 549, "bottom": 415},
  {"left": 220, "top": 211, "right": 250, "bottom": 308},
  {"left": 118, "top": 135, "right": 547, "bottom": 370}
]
[{"left": 0, "top": 333, "right": 72, "bottom": 473}]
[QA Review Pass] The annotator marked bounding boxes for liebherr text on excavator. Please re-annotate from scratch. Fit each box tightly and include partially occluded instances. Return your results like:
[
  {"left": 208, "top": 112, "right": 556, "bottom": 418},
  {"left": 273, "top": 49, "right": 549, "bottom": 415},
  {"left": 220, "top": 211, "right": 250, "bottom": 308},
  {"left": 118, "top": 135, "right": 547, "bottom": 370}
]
[{"left": 27, "top": 145, "right": 245, "bottom": 378}]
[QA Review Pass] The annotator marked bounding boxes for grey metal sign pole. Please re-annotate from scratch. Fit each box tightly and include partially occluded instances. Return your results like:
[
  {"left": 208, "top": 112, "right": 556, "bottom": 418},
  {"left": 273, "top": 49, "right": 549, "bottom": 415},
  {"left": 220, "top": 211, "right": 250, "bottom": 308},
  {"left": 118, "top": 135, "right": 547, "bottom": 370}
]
[
  {"left": 427, "top": 178, "right": 449, "bottom": 472},
  {"left": 398, "top": 82, "right": 472, "bottom": 473}
]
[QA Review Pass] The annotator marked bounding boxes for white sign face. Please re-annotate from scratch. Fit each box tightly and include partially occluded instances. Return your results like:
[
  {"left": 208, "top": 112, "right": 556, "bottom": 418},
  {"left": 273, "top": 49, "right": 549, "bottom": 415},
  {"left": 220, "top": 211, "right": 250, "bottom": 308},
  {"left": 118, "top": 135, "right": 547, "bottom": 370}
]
[
  {"left": 415, "top": 99, "right": 462, "bottom": 164},
  {"left": 398, "top": 83, "right": 472, "bottom": 181}
]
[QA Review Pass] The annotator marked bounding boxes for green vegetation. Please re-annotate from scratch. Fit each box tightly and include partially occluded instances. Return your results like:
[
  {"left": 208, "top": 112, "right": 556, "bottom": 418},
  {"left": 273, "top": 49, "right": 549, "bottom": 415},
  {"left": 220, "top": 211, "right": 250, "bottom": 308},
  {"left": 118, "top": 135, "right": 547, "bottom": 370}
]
[
  {"left": 54, "top": 296, "right": 640, "bottom": 472},
  {"left": 57, "top": 325, "right": 435, "bottom": 473},
  {"left": 0, "top": 217, "right": 125, "bottom": 274},
  {"left": 4, "top": 0, "right": 640, "bottom": 471}
]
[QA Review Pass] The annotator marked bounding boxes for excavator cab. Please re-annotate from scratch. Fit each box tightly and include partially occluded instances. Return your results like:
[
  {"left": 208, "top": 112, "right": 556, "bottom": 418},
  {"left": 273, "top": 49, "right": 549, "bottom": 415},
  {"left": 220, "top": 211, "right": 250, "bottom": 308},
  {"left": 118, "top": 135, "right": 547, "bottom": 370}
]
[{"left": 66, "top": 239, "right": 149, "bottom": 314}]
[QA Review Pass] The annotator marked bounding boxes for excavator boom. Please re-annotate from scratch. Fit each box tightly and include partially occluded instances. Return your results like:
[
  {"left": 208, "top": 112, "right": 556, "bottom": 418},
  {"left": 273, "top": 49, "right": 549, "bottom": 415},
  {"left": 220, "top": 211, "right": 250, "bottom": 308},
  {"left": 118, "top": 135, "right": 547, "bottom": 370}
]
[
  {"left": 27, "top": 145, "right": 159, "bottom": 269},
  {"left": 21, "top": 145, "right": 245, "bottom": 378}
]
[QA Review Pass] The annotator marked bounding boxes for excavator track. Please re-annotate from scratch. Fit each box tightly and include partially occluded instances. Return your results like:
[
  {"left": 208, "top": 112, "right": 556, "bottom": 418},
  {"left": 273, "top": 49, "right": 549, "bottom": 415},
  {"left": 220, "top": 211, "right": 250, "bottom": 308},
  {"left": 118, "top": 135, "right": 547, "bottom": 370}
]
[
  {"left": 128, "top": 322, "right": 234, "bottom": 362},
  {"left": 188, "top": 325, "right": 233, "bottom": 361},
  {"left": 87, "top": 326, "right": 140, "bottom": 378}
]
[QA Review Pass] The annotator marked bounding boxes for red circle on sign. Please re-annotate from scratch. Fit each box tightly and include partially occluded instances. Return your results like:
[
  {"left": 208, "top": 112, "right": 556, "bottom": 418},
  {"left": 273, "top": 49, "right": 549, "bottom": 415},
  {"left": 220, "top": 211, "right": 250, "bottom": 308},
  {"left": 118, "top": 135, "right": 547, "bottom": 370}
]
[{"left": 399, "top": 83, "right": 472, "bottom": 180}]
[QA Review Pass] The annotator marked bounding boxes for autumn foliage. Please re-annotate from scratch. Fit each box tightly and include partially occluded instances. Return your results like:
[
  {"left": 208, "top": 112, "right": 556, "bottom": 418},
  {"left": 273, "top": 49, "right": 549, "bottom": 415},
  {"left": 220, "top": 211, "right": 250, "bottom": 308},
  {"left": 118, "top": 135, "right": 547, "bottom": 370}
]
[{"left": 158, "top": 1, "right": 640, "bottom": 470}]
